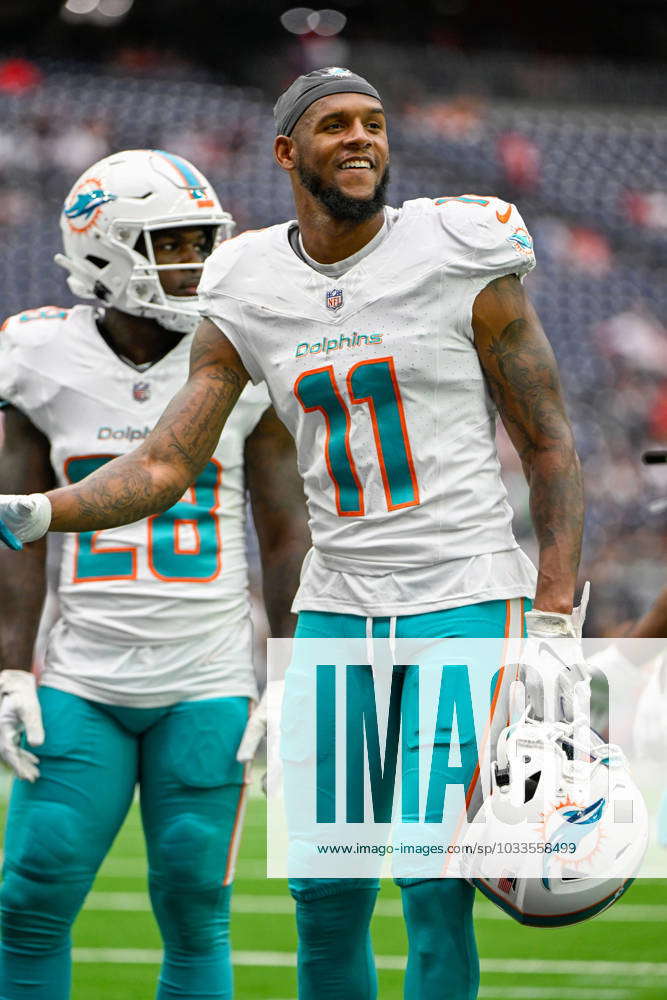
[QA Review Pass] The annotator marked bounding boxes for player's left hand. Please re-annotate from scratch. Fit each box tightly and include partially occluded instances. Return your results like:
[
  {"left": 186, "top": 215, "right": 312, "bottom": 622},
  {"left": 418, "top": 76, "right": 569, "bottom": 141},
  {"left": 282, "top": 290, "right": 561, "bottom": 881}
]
[
  {"left": 237, "top": 689, "right": 268, "bottom": 765},
  {"left": 0, "top": 670, "right": 45, "bottom": 782},
  {"left": 237, "top": 684, "right": 285, "bottom": 796},
  {"left": 523, "top": 582, "right": 591, "bottom": 723}
]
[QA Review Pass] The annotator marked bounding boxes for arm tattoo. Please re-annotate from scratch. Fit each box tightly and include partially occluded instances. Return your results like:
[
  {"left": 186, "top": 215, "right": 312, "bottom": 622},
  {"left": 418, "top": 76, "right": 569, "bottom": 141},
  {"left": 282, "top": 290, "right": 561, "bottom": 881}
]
[
  {"left": 486, "top": 317, "right": 566, "bottom": 467},
  {"left": 475, "top": 278, "right": 584, "bottom": 598}
]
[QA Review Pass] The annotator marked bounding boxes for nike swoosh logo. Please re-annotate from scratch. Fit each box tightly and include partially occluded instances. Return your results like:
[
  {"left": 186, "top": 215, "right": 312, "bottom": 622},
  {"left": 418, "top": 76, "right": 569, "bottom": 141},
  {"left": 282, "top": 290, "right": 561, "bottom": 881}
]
[{"left": 496, "top": 204, "right": 512, "bottom": 224}]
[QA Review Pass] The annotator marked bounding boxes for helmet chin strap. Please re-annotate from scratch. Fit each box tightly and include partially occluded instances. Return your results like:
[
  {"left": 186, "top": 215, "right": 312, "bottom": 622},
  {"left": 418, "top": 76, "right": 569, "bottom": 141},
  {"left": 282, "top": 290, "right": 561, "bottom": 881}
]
[
  {"left": 119, "top": 294, "right": 200, "bottom": 335},
  {"left": 124, "top": 266, "right": 203, "bottom": 333}
]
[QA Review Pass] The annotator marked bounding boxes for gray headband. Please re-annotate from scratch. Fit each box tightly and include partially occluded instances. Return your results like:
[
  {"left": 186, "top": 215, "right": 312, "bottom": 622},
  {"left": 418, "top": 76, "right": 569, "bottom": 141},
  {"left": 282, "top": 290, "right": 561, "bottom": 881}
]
[{"left": 273, "top": 67, "right": 382, "bottom": 137}]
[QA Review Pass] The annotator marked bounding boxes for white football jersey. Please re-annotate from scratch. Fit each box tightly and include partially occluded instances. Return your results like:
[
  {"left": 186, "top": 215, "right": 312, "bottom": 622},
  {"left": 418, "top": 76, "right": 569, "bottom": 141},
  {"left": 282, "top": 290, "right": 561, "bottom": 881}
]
[
  {"left": 198, "top": 196, "right": 537, "bottom": 612},
  {"left": 0, "top": 305, "right": 269, "bottom": 704}
]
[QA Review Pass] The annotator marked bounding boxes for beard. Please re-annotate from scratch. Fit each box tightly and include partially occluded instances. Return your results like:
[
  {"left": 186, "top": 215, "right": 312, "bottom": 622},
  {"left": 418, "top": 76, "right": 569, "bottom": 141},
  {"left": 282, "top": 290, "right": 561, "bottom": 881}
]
[{"left": 297, "top": 161, "right": 390, "bottom": 223}]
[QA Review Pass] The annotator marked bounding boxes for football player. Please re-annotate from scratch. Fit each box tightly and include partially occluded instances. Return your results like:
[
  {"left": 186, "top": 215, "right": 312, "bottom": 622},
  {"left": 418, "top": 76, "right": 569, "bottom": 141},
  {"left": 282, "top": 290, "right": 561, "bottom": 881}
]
[
  {"left": 0, "top": 71, "right": 585, "bottom": 1000},
  {"left": 0, "top": 149, "right": 308, "bottom": 1000}
]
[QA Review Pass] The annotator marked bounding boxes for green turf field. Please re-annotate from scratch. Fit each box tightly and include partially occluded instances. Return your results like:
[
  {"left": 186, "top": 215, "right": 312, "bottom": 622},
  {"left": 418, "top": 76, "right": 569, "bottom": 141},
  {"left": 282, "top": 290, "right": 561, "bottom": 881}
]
[{"left": 2, "top": 775, "right": 666, "bottom": 999}]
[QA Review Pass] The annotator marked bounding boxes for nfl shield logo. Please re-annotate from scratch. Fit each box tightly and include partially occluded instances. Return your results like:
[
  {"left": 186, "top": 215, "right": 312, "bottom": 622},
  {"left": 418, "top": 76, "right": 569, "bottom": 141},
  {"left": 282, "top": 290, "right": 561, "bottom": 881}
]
[
  {"left": 326, "top": 288, "right": 343, "bottom": 311},
  {"left": 133, "top": 381, "right": 151, "bottom": 402}
]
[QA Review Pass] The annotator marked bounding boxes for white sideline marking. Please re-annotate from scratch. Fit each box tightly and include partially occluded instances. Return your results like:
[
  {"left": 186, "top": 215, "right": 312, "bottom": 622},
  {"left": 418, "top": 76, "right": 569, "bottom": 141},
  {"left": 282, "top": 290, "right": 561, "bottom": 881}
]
[
  {"left": 481, "top": 959, "right": 667, "bottom": 977},
  {"left": 84, "top": 891, "right": 667, "bottom": 924},
  {"left": 70, "top": 949, "right": 667, "bottom": 980},
  {"left": 266, "top": 992, "right": 635, "bottom": 1000},
  {"left": 233, "top": 894, "right": 294, "bottom": 914},
  {"left": 86, "top": 893, "right": 150, "bottom": 910},
  {"left": 95, "top": 858, "right": 267, "bottom": 878},
  {"left": 96, "top": 859, "right": 151, "bottom": 877},
  {"left": 84, "top": 892, "right": 294, "bottom": 913},
  {"left": 475, "top": 991, "right": 634, "bottom": 999},
  {"left": 374, "top": 899, "right": 667, "bottom": 923},
  {"left": 74, "top": 949, "right": 162, "bottom": 963}
]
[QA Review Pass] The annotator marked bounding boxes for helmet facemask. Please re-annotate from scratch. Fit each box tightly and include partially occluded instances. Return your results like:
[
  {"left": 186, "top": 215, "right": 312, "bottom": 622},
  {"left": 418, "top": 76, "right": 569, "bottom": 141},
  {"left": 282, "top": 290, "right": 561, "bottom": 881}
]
[{"left": 118, "top": 217, "right": 223, "bottom": 334}]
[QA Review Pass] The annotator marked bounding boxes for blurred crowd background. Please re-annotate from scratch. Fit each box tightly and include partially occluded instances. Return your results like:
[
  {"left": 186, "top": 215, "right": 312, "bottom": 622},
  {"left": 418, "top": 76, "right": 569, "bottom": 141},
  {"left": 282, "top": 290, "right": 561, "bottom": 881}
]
[{"left": 0, "top": 0, "right": 666, "bottom": 639}]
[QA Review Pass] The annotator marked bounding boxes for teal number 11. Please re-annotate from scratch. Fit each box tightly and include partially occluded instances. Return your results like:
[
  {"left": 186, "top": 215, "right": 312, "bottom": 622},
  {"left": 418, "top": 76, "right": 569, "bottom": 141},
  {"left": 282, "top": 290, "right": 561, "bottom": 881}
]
[{"left": 294, "top": 356, "right": 420, "bottom": 517}]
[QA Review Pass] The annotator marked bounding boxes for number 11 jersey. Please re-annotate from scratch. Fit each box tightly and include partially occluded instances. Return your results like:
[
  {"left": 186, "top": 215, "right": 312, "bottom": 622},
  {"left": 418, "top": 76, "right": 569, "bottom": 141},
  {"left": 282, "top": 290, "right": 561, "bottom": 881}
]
[{"left": 199, "top": 195, "right": 538, "bottom": 615}]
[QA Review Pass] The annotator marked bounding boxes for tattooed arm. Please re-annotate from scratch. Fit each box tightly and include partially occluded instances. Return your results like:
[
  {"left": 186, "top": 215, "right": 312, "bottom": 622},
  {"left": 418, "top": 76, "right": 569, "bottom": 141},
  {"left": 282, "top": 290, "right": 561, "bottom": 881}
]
[
  {"left": 47, "top": 319, "right": 249, "bottom": 531},
  {"left": 472, "top": 274, "right": 583, "bottom": 613}
]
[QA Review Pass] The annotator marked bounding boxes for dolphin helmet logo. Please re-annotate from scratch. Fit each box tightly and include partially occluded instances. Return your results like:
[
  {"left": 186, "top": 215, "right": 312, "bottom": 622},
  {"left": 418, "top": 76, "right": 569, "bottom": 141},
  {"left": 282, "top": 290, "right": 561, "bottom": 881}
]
[
  {"left": 64, "top": 177, "right": 117, "bottom": 234},
  {"left": 542, "top": 797, "right": 606, "bottom": 889},
  {"left": 65, "top": 189, "right": 117, "bottom": 221},
  {"left": 508, "top": 226, "right": 534, "bottom": 256},
  {"left": 562, "top": 798, "right": 606, "bottom": 827}
]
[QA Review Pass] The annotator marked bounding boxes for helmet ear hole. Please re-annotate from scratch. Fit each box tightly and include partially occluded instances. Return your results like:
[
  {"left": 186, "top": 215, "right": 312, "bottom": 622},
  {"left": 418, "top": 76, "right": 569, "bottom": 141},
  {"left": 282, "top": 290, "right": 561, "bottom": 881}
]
[
  {"left": 524, "top": 770, "right": 541, "bottom": 802},
  {"left": 86, "top": 254, "right": 109, "bottom": 270},
  {"left": 93, "top": 280, "right": 110, "bottom": 301}
]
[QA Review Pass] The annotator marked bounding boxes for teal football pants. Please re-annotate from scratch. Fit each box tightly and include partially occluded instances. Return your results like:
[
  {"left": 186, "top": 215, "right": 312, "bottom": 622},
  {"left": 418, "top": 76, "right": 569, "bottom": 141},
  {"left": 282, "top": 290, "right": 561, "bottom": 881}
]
[
  {"left": 0, "top": 688, "right": 250, "bottom": 1000},
  {"left": 289, "top": 599, "right": 529, "bottom": 1000}
]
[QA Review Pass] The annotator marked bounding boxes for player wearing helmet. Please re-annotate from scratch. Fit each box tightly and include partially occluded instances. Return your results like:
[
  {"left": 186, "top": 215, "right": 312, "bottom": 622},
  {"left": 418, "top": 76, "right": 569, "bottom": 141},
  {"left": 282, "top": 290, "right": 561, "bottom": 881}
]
[
  {"left": 0, "top": 71, "right": 590, "bottom": 999},
  {"left": 54, "top": 148, "right": 235, "bottom": 334},
  {"left": 0, "top": 149, "right": 308, "bottom": 1000}
]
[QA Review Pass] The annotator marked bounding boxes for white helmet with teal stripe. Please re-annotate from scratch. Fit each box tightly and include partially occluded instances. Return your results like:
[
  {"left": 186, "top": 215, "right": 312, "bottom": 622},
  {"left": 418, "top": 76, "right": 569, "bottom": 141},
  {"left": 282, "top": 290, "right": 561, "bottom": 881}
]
[
  {"left": 461, "top": 714, "right": 648, "bottom": 927},
  {"left": 55, "top": 148, "right": 234, "bottom": 333}
]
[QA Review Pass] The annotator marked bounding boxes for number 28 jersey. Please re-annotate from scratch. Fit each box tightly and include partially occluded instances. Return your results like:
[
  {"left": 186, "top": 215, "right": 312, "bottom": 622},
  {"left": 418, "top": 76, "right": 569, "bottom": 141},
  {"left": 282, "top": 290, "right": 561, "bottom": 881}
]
[
  {"left": 198, "top": 196, "right": 537, "bottom": 608},
  {"left": 0, "top": 305, "right": 269, "bottom": 704}
]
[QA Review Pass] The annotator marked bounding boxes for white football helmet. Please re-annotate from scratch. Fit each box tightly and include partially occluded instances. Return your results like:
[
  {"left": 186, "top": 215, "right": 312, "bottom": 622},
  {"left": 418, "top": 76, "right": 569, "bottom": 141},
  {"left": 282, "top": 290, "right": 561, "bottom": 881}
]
[
  {"left": 462, "top": 715, "right": 648, "bottom": 926},
  {"left": 55, "top": 149, "right": 234, "bottom": 333}
]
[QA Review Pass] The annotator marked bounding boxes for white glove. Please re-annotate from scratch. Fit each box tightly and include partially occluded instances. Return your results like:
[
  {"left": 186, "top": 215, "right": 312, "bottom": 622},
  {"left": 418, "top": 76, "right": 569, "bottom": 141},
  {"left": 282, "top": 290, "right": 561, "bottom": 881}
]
[
  {"left": 0, "top": 494, "right": 52, "bottom": 550},
  {"left": 237, "top": 684, "right": 285, "bottom": 796},
  {"left": 523, "top": 582, "right": 591, "bottom": 723},
  {"left": 237, "top": 689, "right": 267, "bottom": 764},
  {"left": 0, "top": 670, "right": 45, "bottom": 781}
]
